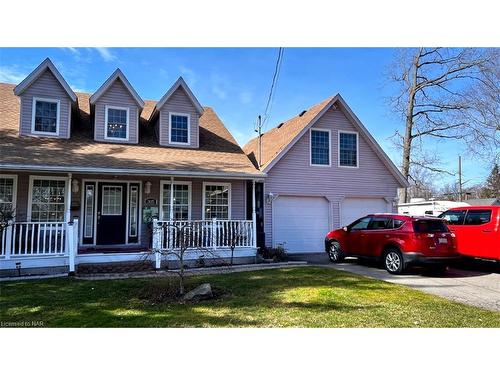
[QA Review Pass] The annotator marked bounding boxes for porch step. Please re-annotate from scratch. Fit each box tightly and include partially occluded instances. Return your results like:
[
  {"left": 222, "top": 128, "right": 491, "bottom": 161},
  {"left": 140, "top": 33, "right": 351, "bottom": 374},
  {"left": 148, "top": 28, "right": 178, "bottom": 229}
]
[{"left": 76, "top": 261, "right": 154, "bottom": 275}]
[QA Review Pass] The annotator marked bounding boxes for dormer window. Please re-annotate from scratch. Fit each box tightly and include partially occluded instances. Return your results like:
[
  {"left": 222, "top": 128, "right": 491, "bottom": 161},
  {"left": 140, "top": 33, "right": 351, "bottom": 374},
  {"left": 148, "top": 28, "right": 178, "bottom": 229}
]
[
  {"left": 32, "top": 97, "right": 60, "bottom": 135},
  {"left": 169, "top": 113, "right": 190, "bottom": 144},
  {"left": 105, "top": 105, "right": 129, "bottom": 141}
]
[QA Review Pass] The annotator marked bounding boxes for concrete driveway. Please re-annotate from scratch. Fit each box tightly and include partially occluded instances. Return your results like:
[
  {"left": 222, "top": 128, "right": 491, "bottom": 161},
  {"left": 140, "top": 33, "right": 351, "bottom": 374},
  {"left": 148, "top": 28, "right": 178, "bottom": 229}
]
[{"left": 291, "top": 253, "right": 500, "bottom": 312}]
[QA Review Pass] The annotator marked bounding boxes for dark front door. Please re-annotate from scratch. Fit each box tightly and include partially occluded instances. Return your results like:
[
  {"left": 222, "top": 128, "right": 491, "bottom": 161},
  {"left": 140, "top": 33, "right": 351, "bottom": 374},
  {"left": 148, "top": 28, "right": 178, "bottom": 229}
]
[{"left": 96, "top": 182, "right": 128, "bottom": 245}]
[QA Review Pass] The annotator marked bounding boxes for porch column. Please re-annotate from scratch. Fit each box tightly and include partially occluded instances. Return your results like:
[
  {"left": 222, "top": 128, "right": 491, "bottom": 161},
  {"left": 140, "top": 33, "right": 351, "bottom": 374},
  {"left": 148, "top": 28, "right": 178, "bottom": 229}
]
[
  {"left": 65, "top": 173, "right": 72, "bottom": 223},
  {"left": 252, "top": 179, "right": 257, "bottom": 249},
  {"left": 169, "top": 177, "right": 174, "bottom": 221}
]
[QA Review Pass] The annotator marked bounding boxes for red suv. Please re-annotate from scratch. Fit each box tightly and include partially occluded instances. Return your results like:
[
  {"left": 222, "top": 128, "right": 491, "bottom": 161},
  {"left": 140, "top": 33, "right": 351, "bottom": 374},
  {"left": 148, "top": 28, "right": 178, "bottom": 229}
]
[
  {"left": 439, "top": 206, "right": 499, "bottom": 261},
  {"left": 324, "top": 214, "right": 459, "bottom": 274}
]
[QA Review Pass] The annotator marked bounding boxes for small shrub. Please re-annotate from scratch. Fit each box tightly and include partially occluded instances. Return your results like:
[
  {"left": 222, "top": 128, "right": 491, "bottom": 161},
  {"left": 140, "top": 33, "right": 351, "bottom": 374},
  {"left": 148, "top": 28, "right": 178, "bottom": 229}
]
[{"left": 258, "top": 245, "right": 288, "bottom": 262}]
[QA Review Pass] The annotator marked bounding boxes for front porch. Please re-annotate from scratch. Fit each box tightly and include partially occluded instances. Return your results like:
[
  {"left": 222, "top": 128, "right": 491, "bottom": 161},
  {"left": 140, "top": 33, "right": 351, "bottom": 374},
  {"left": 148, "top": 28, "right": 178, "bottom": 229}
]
[{"left": 0, "top": 171, "right": 259, "bottom": 275}]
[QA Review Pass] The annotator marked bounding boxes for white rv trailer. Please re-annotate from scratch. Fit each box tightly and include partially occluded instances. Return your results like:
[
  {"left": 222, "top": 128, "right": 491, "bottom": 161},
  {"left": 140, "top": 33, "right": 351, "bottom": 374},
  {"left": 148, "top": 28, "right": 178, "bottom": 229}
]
[{"left": 397, "top": 199, "right": 470, "bottom": 217}]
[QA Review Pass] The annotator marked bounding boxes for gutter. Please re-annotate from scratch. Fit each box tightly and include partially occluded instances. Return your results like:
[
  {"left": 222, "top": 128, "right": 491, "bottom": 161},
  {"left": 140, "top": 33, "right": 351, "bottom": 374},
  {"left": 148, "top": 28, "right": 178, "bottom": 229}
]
[{"left": 0, "top": 164, "right": 267, "bottom": 180}]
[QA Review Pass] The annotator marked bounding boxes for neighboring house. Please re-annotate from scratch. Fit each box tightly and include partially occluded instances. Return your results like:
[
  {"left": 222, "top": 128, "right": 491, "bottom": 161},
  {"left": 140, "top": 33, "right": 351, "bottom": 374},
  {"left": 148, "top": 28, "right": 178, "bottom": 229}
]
[
  {"left": 244, "top": 95, "right": 408, "bottom": 253},
  {"left": 0, "top": 58, "right": 264, "bottom": 275},
  {"left": 464, "top": 198, "right": 500, "bottom": 206}
]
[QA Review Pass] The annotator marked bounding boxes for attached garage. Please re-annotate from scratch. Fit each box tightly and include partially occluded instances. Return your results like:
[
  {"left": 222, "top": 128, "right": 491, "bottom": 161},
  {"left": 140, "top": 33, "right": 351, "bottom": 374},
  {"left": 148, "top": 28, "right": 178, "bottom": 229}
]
[
  {"left": 341, "top": 197, "right": 390, "bottom": 227},
  {"left": 273, "top": 195, "right": 330, "bottom": 253}
]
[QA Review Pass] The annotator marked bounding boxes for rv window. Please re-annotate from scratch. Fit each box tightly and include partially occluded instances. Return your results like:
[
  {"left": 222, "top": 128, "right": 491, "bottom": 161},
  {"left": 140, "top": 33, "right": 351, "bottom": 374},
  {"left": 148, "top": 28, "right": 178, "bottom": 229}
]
[{"left": 424, "top": 210, "right": 434, "bottom": 215}]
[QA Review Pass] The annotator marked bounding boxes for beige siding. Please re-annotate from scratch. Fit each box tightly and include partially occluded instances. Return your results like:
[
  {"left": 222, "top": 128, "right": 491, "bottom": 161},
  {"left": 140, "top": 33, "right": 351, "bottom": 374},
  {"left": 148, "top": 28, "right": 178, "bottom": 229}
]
[
  {"left": 94, "top": 79, "right": 140, "bottom": 144},
  {"left": 19, "top": 70, "right": 71, "bottom": 138},
  {"left": 158, "top": 87, "right": 199, "bottom": 148},
  {"left": 264, "top": 106, "right": 400, "bottom": 246}
]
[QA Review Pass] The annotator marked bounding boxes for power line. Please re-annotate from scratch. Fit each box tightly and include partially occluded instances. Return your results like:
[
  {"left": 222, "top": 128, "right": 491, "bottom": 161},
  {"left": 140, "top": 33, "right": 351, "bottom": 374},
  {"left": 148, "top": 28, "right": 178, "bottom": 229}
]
[
  {"left": 262, "top": 47, "right": 284, "bottom": 128},
  {"left": 254, "top": 47, "right": 284, "bottom": 169}
]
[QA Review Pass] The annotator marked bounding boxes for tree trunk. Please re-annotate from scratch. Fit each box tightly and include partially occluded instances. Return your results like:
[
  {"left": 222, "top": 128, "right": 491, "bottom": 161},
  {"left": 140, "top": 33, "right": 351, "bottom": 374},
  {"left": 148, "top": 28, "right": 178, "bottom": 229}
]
[{"left": 399, "top": 51, "right": 420, "bottom": 203}]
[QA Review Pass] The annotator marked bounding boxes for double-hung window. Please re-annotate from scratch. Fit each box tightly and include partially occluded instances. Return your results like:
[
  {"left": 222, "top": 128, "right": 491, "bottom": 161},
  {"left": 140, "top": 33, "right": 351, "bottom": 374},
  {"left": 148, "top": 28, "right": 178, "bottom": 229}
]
[
  {"left": 105, "top": 106, "right": 129, "bottom": 140},
  {"left": 169, "top": 113, "right": 190, "bottom": 144},
  {"left": 203, "top": 183, "right": 230, "bottom": 220},
  {"left": 0, "top": 175, "right": 17, "bottom": 214},
  {"left": 29, "top": 177, "right": 66, "bottom": 222},
  {"left": 32, "top": 97, "right": 60, "bottom": 135},
  {"left": 161, "top": 182, "right": 191, "bottom": 221},
  {"left": 310, "top": 129, "right": 331, "bottom": 166},
  {"left": 339, "top": 131, "right": 358, "bottom": 167}
]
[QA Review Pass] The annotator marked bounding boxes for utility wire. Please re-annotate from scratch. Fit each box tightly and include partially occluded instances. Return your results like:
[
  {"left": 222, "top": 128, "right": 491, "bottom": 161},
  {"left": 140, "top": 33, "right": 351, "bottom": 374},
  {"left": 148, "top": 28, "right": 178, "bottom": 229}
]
[
  {"left": 261, "top": 47, "right": 284, "bottom": 129},
  {"left": 254, "top": 47, "right": 284, "bottom": 169}
]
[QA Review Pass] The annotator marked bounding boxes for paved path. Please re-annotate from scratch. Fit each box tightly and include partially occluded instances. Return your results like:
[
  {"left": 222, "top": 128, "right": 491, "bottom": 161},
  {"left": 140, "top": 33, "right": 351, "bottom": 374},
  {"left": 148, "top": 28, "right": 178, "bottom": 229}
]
[{"left": 293, "top": 254, "right": 500, "bottom": 312}]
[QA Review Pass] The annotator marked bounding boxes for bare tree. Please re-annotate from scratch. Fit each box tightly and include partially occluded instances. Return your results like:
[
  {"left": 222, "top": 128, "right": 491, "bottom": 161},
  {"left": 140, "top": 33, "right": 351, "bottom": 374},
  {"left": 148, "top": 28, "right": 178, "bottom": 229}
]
[
  {"left": 386, "top": 48, "right": 500, "bottom": 203},
  {"left": 0, "top": 207, "right": 14, "bottom": 234},
  {"left": 227, "top": 222, "right": 249, "bottom": 266},
  {"left": 149, "top": 221, "right": 221, "bottom": 295}
]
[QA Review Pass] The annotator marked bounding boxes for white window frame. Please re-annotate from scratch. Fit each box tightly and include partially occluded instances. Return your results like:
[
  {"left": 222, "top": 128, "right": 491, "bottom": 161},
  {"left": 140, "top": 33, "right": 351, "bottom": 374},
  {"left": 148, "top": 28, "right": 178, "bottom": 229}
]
[
  {"left": 338, "top": 130, "right": 359, "bottom": 168},
  {"left": 101, "top": 185, "right": 123, "bottom": 216},
  {"left": 128, "top": 185, "right": 140, "bottom": 237},
  {"left": 83, "top": 183, "right": 95, "bottom": 238},
  {"left": 0, "top": 174, "right": 18, "bottom": 214},
  {"left": 310, "top": 128, "right": 331, "bottom": 167},
  {"left": 31, "top": 97, "right": 61, "bottom": 136},
  {"left": 202, "top": 182, "right": 232, "bottom": 220},
  {"left": 159, "top": 180, "right": 192, "bottom": 221},
  {"left": 104, "top": 105, "right": 130, "bottom": 142},
  {"left": 27, "top": 175, "right": 68, "bottom": 222},
  {"left": 169, "top": 112, "right": 191, "bottom": 145}
]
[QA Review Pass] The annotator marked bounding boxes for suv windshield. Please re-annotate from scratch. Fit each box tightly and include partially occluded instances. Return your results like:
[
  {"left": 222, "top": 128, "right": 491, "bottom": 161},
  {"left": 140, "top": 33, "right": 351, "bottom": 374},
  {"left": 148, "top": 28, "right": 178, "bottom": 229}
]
[{"left": 413, "top": 219, "right": 449, "bottom": 233}]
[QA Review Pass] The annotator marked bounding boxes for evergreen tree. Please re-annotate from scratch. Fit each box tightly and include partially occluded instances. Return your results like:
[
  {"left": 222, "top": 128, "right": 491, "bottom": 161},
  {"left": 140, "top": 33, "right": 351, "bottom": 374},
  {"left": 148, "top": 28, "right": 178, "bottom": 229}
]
[{"left": 482, "top": 164, "right": 500, "bottom": 198}]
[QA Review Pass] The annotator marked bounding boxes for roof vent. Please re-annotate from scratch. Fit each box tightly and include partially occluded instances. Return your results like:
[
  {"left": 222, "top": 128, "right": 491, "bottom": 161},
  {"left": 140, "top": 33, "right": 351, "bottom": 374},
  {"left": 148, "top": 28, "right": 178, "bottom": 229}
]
[
  {"left": 299, "top": 110, "right": 307, "bottom": 117},
  {"left": 277, "top": 122, "right": 284, "bottom": 128}
]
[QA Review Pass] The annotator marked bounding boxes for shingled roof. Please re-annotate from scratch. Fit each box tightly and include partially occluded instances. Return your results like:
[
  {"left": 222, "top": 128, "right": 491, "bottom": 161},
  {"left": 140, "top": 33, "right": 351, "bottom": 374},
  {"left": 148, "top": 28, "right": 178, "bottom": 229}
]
[
  {"left": 0, "top": 83, "right": 263, "bottom": 178},
  {"left": 243, "top": 96, "right": 335, "bottom": 170},
  {"left": 243, "top": 94, "right": 408, "bottom": 187}
]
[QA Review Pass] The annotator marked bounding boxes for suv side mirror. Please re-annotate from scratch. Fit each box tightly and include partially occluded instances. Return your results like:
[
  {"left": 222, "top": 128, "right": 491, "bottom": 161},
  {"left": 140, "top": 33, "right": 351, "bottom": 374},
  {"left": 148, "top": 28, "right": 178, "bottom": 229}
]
[{"left": 342, "top": 226, "right": 349, "bottom": 232}]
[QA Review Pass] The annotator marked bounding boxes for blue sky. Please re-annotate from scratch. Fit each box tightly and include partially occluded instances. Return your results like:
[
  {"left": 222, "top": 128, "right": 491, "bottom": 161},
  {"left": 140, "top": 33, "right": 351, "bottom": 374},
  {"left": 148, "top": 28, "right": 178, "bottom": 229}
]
[{"left": 0, "top": 47, "right": 492, "bottom": 188}]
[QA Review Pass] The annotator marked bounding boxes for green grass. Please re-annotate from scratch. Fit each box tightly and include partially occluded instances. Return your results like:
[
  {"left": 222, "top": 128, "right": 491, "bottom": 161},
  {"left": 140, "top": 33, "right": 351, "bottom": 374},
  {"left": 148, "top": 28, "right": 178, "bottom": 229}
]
[{"left": 1, "top": 267, "right": 499, "bottom": 327}]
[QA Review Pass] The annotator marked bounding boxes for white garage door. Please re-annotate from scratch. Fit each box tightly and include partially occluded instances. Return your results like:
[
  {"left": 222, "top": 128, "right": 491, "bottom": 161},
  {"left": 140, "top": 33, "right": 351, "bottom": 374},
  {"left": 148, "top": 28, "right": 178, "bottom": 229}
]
[
  {"left": 341, "top": 198, "right": 389, "bottom": 227},
  {"left": 273, "top": 196, "right": 330, "bottom": 253}
]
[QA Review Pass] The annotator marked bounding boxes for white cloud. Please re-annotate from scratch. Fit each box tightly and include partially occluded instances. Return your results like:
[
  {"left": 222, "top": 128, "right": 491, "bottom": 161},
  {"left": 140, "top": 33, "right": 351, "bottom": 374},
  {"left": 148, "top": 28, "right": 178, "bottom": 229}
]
[
  {"left": 212, "top": 85, "right": 227, "bottom": 100},
  {"left": 179, "top": 65, "right": 198, "bottom": 86},
  {"left": 239, "top": 90, "right": 253, "bottom": 104},
  {"left": 94, "top": 47, "right": 117, "bottom": 62},
  {"left": 210, "top": 72, "right": 229, "bottom": 100},
  {"left": 0, "top": 65, "right": 27, "bottom": 84}
]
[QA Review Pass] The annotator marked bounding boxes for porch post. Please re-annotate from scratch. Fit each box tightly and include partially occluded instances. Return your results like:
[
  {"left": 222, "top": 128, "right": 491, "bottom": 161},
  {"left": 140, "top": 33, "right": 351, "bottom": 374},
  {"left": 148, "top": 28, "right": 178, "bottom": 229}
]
[
  {"left": 67, "top": 220, "right": 76, "bottom": 275},
  {"left": 152, "top": 218, "right": 161, "bottom": 269},
  {"left": 252, "top": 179, "right": 257, "bottom": 249},
  {"left": 4, "top": 220, "right": 13, "bottom": 260},
  {"left": 65, "top": 173, "right": 72, "bottom": 223},
  {"left": 169, "top": 177, "right": 174, "bottom": 221}
]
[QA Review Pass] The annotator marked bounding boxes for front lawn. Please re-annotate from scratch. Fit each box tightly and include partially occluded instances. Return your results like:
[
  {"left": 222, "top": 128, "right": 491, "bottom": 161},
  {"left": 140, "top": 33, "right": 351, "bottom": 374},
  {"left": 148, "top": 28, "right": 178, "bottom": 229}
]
[{"left": 1, "top": 267, "right": 499, "bottom": 327}]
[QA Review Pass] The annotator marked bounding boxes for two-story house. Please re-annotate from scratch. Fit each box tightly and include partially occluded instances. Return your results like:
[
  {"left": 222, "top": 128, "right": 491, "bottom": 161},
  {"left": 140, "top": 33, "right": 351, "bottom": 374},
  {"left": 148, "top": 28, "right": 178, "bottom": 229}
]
[
  {"left": 0, "top": 58, "right": 264, "bottom": 275},
  {"left": 0, "top": 57, "right": 408, "bottom": 276},
  {"left": 244, "top": 95, "right": 408, "bottom": 253}
]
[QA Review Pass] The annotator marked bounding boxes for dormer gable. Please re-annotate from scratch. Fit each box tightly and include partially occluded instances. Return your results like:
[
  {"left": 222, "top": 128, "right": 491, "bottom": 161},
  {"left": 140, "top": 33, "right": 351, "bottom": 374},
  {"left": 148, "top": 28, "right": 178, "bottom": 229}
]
[
  {"left": 90, "top": 69, "right": 144, "bottom": 144},
  {"left": 14, "top": 58, "right": 77, "bottom": 139},
  {"left": 150, "top": 77, "right": 204, "bottom": 148}
]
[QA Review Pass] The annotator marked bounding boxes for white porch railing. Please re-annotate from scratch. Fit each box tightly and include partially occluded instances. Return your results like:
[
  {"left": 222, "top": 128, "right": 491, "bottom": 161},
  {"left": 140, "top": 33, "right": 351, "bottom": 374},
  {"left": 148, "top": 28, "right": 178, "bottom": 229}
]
[
  {"left": 0, "top": 219, "right": 79, "bottom": 273},
  {"left": 153, "top": 218, "right": 255, "bottom": 251}
]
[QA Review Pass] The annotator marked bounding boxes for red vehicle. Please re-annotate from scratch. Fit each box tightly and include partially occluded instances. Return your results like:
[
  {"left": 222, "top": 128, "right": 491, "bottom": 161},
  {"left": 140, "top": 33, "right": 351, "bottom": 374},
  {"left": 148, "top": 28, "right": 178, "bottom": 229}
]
[
  {"left": 438, "top": 206, "right": 500, "bottom": 261},
  {"left": 324, "top": 214, "right": 459, "bottom": 274}
]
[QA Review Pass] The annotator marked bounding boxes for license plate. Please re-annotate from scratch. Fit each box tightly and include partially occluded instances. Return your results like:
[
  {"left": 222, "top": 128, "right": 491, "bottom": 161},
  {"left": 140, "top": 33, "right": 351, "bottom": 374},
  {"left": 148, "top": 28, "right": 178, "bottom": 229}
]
[{"left": 438, "top": 238, "right": 448, "bottom": 244}]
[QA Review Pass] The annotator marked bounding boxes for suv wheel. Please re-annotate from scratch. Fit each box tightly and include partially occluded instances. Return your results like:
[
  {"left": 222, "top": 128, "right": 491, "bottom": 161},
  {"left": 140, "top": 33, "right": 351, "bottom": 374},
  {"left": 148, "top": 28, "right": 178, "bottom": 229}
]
[
  {"left": 328, "top": 241, "right": 344, "bottom": 263},
  {"left": 384, "top": 249, "right": 405, "bottom": 274}
]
